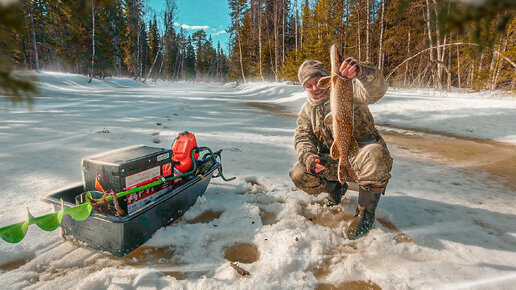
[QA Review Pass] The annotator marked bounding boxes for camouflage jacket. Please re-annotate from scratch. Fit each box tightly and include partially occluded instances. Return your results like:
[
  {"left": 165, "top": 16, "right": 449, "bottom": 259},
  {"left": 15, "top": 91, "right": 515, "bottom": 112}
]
[{"left": 294, "top": 64, "right": 388, "bottom": 167}]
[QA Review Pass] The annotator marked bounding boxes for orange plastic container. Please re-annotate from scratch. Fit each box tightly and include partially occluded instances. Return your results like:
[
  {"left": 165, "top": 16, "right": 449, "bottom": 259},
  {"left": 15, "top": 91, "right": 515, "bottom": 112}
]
[{"left": 171, "top": 131, "right": 199, "bottom": 173}]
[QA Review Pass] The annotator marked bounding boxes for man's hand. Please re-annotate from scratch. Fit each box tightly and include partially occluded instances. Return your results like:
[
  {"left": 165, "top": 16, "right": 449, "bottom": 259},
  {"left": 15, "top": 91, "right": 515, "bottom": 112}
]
[
  {"left": 339, "top": 57, "right": 362, "bottom": 79},
  {"left": 305, "top": 153, "right": 326, "bottom": 174}
]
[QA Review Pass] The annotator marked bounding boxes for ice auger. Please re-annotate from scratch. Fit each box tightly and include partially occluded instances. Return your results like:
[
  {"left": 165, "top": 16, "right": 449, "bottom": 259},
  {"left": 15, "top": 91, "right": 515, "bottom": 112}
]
[{"left": 0, "top": 138, "right": 234, "bottom": 243}]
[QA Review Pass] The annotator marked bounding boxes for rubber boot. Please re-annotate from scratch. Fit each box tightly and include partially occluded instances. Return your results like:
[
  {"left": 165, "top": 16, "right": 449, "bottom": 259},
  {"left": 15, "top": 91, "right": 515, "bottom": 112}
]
[
  {"left": 325, "top": 182, "right": 348, "bottom": 206},
  {"left": 345, "top": 187, "right": 381, "bottom": 240}
]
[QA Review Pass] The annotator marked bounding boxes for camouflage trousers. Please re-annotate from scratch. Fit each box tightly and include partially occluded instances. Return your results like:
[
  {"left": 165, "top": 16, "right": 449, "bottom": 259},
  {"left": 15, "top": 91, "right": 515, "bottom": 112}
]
[{"left": 290, "top": 144, "right": 393, "bottom": 195}]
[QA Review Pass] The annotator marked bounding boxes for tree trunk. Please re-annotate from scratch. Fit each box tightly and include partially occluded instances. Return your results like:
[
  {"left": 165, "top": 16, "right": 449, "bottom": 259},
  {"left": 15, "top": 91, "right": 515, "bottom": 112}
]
[
  {"left": 356, "top": 4, "right": 361, "bottom": 62},
  {"left": 89, "top": 1, "right": 95, "bottom": 83},
  {"left": 456, "top": 44, "right": 461, "bottom": 88},
  {"left": 20, "top": 39, "right": 30, "bottom": 69},
  {"left": 50, "top": 15, "right": 58, "bottom": 70},
  {"left": 267, "top": 30, "right": 277, "bottom": 79},
  {"left": 378, "top": 0, "right": 385, "bottom": 71},
  {"left": 29, "top": 7, "right": 40, "bottom": 72},
  {"left": 488, "top": 47, "right": 497, "bottom": 89},
  {"left": 469, "top": 60, "right": 475, "bottom": 87},
  {"left": 136, "top": 21, "right": 141, "bottom": 80},
  {"left": 258, "top": 0, "right": 264, "bottom": 81},
  {"left": 282, "top": 0, "right": 285, "bottom": 64},
  {"left": 274, "top": 1, "right": 279, "bottom": 81},
  {"left": 145, "top": 46, "right": 161, "bottom": 82},
  {"left": 512, "top": 69, "right": 516, "bottom": 90},
  {"left": 237, "top": 29, "right": 247, "bottom": 83},
  {"left": 447, "top": 42, "right": 451, "bottom": 90},
  {"left": 492, "top": 36, "right": 509, "bottom": 90},
  {"left": 404, "top": 31, "right": 411, "bottom": 86},
  {"left": 343, "top": 2, "right": 349, "bottom": 56},
  {"left": 425, "top": 0, "right": 434, "bottom": 62},
  {"left": 478, "top": 52, "right": 484, "bottom": 87},
  {"left": 294, "top": 0, "right": 298, "bottom": 55},
  {"left": 157, "top": 48, "right": 165, "bottom": 81},
  {"left": 432, "top": 0, "right": 442, "bottom": 89},
  {"left": 366, "top": 0, "right": 370, "bottom": 63}
]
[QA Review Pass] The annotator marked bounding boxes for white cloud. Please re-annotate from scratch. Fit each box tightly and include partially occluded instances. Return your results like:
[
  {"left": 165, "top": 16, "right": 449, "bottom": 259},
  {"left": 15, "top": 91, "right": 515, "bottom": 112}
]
[
  {"left": 173, "top": 22, "right": 180, "bottom": 27},
  {"left": 181, "top": 24, "right": 210, "bottom": 30},
  {"left": 213, "top": 30, "right": 227, "bottom": 36}
]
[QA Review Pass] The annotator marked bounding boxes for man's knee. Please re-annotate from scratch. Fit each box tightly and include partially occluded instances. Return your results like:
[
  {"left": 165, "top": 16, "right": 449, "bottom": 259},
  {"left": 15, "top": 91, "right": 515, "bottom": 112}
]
[
  {"left": 353, "top": 144, "right": 393, "bottom": 186},
  {"left": 289, "top": 162, "right": 306, "bottom": 186},
  {"left": 358, "top": 144, "right": 392, "bottom": 168}
]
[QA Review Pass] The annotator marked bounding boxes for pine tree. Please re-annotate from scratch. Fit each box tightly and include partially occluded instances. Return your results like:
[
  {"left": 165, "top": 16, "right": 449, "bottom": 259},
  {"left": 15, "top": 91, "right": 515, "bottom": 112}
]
[
  {"left": 184, "top": 35, "right": 196, "bottom": 81},
  {"left": 122, "top": 0, "right": 143, "bottom": 78},
  {"left": 228, "top": 0, "right": 248, "bottom": 82}
]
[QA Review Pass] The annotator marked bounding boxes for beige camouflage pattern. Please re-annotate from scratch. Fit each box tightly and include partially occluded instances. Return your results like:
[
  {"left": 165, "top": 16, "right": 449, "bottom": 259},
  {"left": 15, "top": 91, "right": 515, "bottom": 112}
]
[
  {"left": 291, "top": 63, "right": 392, "bottom": 193},
  {"left": 290, "top": 144, "right": 392, "bottom": 195}
]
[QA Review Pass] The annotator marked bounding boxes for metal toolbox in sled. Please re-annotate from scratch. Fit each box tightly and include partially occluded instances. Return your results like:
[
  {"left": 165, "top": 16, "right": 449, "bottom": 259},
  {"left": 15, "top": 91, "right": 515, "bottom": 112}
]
[{"left": 41, "top": 161, "right": 220, "bottom": 257}]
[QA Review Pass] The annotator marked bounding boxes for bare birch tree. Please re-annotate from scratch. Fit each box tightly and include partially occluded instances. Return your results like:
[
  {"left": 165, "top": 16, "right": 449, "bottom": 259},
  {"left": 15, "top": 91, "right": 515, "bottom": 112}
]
[
  {"left": 366, "top": 0, "right": 370, "bottom": 63},
  {"left": 29, "top": 3, "right": 39, "bottom": 72},
  {"left": 88, "top": 0, "right": 95, "bottom": 83},
  {"left": 378, "top": 0, "right": 385, "bottom": 71}
]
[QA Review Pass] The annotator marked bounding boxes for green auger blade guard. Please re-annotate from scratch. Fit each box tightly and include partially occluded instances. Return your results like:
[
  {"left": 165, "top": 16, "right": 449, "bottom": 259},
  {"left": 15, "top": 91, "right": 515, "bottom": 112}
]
[
  {"left": 0, "top": 220, "right": 29, "bottom": 243},
  {"left": 29, "top": 211, "right": 65, "bottom": 231},
  {"left": 28, "top": 200, "right": 65, "bottom": 231},
  {"left": 64, "top": 202, "right": 93, "bottom": 222}
]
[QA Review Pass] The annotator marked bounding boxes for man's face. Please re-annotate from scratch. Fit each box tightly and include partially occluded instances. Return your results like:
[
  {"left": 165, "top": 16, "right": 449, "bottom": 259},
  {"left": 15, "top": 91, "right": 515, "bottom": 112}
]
[{"left": 303, "top": 76, "right": 329, "bottom": 100}]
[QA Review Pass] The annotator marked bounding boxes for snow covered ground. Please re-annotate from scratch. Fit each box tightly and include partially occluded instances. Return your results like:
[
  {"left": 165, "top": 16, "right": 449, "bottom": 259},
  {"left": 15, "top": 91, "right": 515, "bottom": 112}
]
[{"left": 0, "top": 72, "right": 515, "bottom": 289}]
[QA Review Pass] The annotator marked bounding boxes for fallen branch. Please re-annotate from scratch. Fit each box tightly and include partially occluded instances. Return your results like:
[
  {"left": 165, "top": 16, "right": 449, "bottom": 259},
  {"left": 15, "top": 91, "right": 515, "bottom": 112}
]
[{"left": 230, "top": 262, "right": 250, "bottom": 276}]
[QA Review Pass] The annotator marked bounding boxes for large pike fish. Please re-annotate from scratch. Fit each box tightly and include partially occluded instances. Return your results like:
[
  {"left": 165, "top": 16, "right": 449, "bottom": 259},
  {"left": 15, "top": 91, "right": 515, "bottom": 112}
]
[{"left": 317, "top": 45, "right": 359, "bottom": 184}]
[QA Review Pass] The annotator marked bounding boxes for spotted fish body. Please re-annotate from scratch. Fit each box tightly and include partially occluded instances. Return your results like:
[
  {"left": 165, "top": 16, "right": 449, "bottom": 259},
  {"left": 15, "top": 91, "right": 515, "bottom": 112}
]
[{"left": 317, "top": 45, "right": 359, "bottom": 184}]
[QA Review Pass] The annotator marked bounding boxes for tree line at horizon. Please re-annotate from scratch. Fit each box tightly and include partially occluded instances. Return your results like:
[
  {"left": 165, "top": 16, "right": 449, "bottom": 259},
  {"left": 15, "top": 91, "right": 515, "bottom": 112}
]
[
  {"left": 227, "top": 0, "right": 515, "bottom": 91},
  {"left": 1, "top": 0, "right": 229, "bottom": 84},
  {"left": 0, "top": 0, "right": 515, "bottom": 101}
]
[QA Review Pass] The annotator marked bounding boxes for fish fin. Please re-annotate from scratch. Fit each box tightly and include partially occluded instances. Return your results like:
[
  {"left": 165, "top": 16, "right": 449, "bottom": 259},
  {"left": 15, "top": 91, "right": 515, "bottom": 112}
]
[
  {"left": 317, "top": 76, "right": 332, "bottom": 89},
  {"left": 330, "top": 142, "right": 339, "bottom": 159},
  {"left": 338, "top": 158, "right": 348, "bottom": 185},
  {"left": 331, "top": 75, "right": 339, "bottom": 86}
]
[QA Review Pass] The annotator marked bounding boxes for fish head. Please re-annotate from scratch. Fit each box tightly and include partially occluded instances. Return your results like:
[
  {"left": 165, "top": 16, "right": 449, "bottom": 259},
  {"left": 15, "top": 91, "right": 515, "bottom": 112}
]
[{"left": 330, "top": 44, "right": 342, "bottom": 75}]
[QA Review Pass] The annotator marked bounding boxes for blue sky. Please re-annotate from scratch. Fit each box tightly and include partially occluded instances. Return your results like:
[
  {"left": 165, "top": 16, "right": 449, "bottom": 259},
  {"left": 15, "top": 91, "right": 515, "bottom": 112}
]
[{"left": 146, "top": 0, "right": 231, "bottom": 52}]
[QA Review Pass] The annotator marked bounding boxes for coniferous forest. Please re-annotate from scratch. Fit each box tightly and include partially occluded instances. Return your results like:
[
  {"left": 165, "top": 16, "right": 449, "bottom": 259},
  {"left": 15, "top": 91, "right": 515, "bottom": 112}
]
[
  {"left": 227, "top": 0, "right": 515, "bottom": 91},
  {"left": 1, "top": 0, "right": 229, "bottom": 85},
  {"left": 0, "top": 0, "right": 515, "bottom": 105}
]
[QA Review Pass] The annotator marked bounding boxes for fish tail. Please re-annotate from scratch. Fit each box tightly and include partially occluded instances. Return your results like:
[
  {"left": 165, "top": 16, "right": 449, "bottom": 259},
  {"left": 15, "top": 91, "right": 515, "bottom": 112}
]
[{"left": 338, "top": 158, "right": 348, "bottom": 185}]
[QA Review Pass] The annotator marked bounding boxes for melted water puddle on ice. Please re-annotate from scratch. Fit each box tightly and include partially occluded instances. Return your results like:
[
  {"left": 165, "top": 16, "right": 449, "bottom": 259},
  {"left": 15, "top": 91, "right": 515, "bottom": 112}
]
[
  {"left": 224, "top": 243, "right": 260, "bottom": 264},
  {"left": 317, "top": 280, "right": 382, "bottom": 290},
  {"left": 185, "top": 210, "right": 223, "bottom": 224}
]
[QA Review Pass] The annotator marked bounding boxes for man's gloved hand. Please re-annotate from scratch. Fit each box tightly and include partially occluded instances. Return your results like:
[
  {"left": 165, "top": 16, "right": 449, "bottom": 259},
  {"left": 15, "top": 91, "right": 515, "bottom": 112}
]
[
  {"left": 305, "top": 153, "right": 326, "bottom": 174},
  {"left": 339, "top": 57, "right": 363, "bottom": 79}
]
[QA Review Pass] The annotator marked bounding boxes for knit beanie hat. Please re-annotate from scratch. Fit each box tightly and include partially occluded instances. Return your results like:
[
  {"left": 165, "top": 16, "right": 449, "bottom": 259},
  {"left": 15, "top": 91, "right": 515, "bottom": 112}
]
[{"left": 298, "top": 60, "right": 329, "bottom": 86}]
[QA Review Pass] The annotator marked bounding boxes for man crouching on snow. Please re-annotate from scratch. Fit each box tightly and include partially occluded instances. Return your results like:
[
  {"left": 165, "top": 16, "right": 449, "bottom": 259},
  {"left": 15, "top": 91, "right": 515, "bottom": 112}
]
[{"left": 289, "top": 58, "right": 393, "bottom": 240}]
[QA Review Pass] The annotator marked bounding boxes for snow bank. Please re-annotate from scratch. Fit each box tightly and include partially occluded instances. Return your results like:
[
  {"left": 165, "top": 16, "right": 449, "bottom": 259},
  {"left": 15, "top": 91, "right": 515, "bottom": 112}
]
[{"left": 372, "top": 88, "right": 516, "bottom": 144}]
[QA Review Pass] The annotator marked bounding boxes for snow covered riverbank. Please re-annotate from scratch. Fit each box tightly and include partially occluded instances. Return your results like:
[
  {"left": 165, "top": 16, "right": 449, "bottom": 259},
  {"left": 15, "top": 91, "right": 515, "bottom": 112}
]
[{"left": 0, "top": 72, "right": 515, "bottom": 289}]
